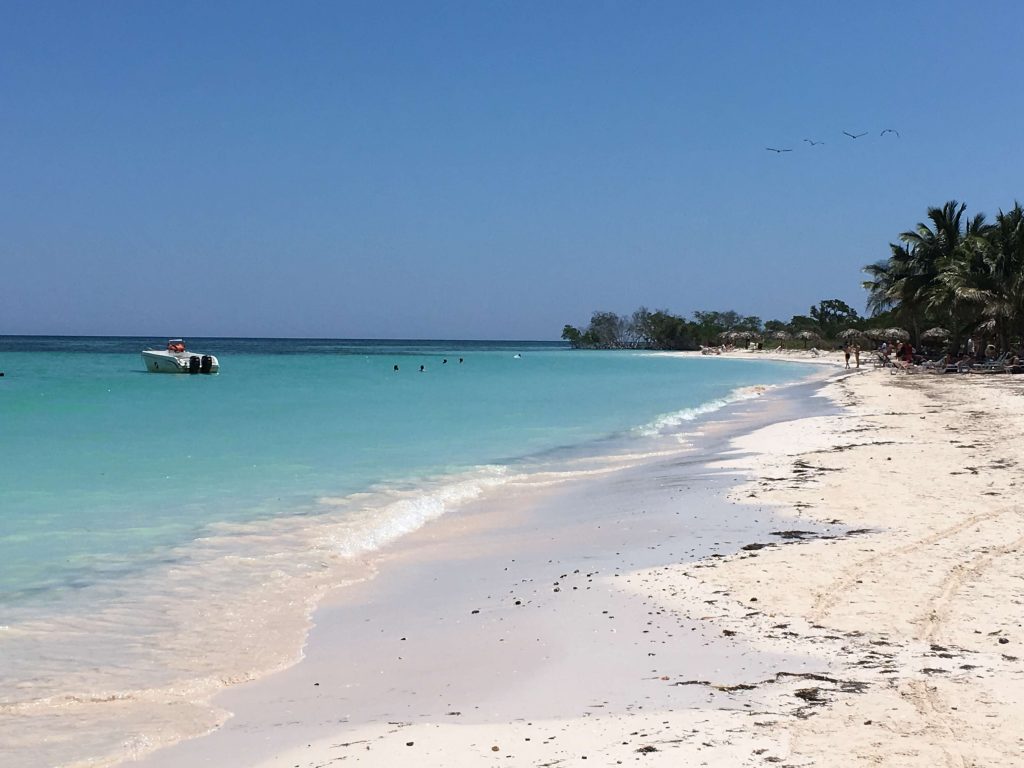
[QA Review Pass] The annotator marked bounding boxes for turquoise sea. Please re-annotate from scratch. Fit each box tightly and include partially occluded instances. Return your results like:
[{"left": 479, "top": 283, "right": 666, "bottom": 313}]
[{"left": 0, "top": 336, "right": 806, "bottom": 767}]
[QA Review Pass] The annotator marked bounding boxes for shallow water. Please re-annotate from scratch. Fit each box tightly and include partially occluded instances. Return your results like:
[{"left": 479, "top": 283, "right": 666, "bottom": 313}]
[{"left": 0, "top": 336, "right": 805, "bottom": 767}]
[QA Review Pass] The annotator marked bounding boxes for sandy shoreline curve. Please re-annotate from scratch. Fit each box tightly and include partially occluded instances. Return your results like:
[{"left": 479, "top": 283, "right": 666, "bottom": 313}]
[{"left": 128, "top": 355, "right": 1023, "bottom": 767}]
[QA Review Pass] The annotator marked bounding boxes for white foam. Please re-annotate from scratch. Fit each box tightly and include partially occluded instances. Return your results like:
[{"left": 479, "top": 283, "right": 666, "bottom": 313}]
[
  {"left": 315, "top": 466, "right": 512, "bottom": 557},
  {"left": 634, "top": 385, "right": 772, "bottom": 437}
]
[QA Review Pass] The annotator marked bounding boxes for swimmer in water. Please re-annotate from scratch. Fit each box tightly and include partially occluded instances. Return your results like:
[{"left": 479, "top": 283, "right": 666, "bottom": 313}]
[
  {"left": 419, "top": 365, "right": 425, "bottom": 372},
  {"left": 394, "top": 364, "right": 399, "bottom": 372}
]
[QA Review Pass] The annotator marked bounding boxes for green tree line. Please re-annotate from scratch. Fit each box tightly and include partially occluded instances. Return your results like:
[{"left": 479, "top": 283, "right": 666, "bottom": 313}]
[
  {"left": 561, "top": 301, "right": 860, "bottom": 350},
  {"left": 563, "top": 199, "right": 1024, "bottom": 354}
]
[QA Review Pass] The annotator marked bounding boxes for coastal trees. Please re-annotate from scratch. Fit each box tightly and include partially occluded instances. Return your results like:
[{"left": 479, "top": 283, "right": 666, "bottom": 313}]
[
  {"left": 560, "top": 308, "right": 699, "bottom": 350},
  {"left": 561, "top": 201, "right": 1024, "bottom": 354},
  {"left": 561, "top": 324, "right": 583, "bottom": 346},
  {"left": 862, "top": 253, "right": 900, "bottom": 318},
  {"left": 862, "top": 199, "right": 1024, "bottom": 352},
  {"left": 863, "top": 241, "right": 946, "bottom": 343},
  {"left": 645, "top": 310, "right": 694, "bottom": 349},
  {"left": 691, "top": 310, "right": 761, "bottom": 345},
  {"left": 563, "top": 301, "right": 881, "bottom": 350},
  {"left": 692, "top": 310, "right": 736, "bottom": 343},
  {"left": 809, "top": 299, "right": 860, "bottom": 339},
  {"left": 628, "top": 308, "right": 654, "bottom": 348},
  {"left": 991, "top": 203, "right": 1024, "bottom": 342},
  {"left": 968, "top": 203, "right": 1024, "bottom": 350},
  {"left": 587, "top": 311, "right": 627, "bottom": 348},
  {"left": 862, "top": 204, "right": 972, "bottom": 346},
  {"left": 562, "top": 312, "right": 627, "bottom": 348},
  {"left": 786, "top": 314, "right": 819, "bottom": 333},
  {"left": 911, "top": 201, "right": 990, "bottom": 346}
]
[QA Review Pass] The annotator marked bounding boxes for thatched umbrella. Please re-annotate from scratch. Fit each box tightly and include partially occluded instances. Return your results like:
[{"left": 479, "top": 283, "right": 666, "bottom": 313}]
[
  {"left": 795, "top": 329, "right": 819, "bottom": 348},
  {"left": 884, "top": 327, "right": 910, "bottom": 341},
  {"left": 838, "top": 328, "right": 867, "bottom": 341},
  {"left": 723, "top": 330, "right": 753, "bottom": 348},
  {"left": 740, "top": 329, "right": 764, "bottom": 348},
  {"left": 921, "top": 327, "right": 950, "bottom": 341},
  {"left": 765, "top": 330, "right": 790, "bottom": 350},
  {"left": 865, "top": 328, "right": 888, "bottom": 340}
]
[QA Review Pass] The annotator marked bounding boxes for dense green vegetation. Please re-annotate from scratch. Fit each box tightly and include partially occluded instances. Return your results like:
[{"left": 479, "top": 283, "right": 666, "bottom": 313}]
[
  {"left": 561, "top": 302, "right": 859, "bottom": 350},
  {"left": 863, "top": 200, "right": 1024, "bottom": 353},
  {"left": 563, "top": 200, "right": 1024, "bottom": 353}
]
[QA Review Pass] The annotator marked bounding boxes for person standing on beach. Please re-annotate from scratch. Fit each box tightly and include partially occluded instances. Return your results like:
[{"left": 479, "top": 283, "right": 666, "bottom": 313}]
[
  {"left": 853, "top": 344, "right": 860, "bottom": 368},
  {"left": 843, "top": 343, "right": 851, "bottom": 369}
]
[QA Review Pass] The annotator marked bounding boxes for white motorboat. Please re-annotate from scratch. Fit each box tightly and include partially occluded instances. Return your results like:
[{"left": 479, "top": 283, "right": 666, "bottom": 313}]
[{"left": 142, "top": 340, "right": 219, "bottom": 374}]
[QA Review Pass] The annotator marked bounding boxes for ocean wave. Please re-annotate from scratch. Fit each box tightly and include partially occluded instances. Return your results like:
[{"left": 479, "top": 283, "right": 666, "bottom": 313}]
[
  {"left": 634, "top": 385, "right": 772, "bottom": 436},
  {"left": 315, "top": 466, "right": 512, "bottom": 557}
]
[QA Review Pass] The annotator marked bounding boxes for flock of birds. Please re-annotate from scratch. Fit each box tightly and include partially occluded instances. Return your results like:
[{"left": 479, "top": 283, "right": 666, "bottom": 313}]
[{"left": 766, "top": 128, "right": 900, "bottom": 153}]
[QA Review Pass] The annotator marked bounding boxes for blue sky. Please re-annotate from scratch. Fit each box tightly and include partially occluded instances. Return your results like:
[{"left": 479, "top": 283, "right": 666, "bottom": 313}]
[{"left": 2, "top": 1, "right": 1022, "bottom": 339}]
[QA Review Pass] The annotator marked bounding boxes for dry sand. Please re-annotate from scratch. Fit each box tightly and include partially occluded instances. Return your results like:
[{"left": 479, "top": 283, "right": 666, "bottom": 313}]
[
  {"left": 695, "top": 367, "right": 1024, "bottom": 765},
  {"left": 131, "top": 361, "right": 1024, "bottom": 767}
]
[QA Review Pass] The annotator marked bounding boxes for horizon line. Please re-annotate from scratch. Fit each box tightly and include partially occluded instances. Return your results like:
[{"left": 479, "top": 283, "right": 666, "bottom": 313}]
[{"left": 0, "top": 333, "right": 566, "bottom": 343}]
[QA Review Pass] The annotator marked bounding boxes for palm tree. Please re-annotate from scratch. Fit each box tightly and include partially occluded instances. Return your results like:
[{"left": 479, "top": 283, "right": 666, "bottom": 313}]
[
  {"left": 863, "top": 242, "right": 929, "bottom": 344},
  {"left": 863, "top": 200, "right": 1024, "bottom": 353},
  {"left": 863, "top": 256, "right": 895, "bottom": 312},
  {"left": 902, "top": 201, "right": 989, "bottom": 348},
  {"left": 971, "top": 203, "right": 1024, "bottom": 351},
  {"left": 936, "top": 230, "right": 996, "bottom": 346}
]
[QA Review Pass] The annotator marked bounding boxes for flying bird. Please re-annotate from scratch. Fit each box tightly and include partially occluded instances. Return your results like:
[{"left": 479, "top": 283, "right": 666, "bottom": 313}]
[
  {"left": 880, "top": 128, "right": 901, "bottom": 138},
  {"left": 843, "top": 131, "right": 868, "bottom": 139},
  {"left": 765, "top": 147, "right": 793, "bottom": 153},
  {"left": 803, "top": 139, "right": 825, "bottom": 146}
]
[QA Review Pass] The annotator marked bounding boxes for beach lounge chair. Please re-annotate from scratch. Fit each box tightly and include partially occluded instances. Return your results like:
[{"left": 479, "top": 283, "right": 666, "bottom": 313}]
[
  {"left": 890, "top": 356, "right": 920, "bottom": 374},
  {"left": 921, "top": 356, "right": 962, "bottom": 374},
  {"left": 970, "top": 353, "right": 1009, "bottom": 373}
]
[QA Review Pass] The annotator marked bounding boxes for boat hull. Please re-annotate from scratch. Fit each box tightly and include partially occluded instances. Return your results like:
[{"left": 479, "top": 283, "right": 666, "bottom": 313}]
[{"left": 142, "top": 350, "right": 219, "bottom": 374}]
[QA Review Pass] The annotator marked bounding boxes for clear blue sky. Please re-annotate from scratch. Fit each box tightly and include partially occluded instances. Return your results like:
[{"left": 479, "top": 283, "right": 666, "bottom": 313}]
[{"left": 2, "top": 1, "right": 1021, "bottom": 339}]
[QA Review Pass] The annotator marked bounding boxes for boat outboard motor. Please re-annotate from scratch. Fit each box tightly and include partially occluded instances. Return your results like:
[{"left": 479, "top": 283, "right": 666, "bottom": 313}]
[
  {"left": 188, "top": 355, "right": 201, "bottom": 374},
  {"left": 200, "top": 355, "right": 213, "bottom": 374}
]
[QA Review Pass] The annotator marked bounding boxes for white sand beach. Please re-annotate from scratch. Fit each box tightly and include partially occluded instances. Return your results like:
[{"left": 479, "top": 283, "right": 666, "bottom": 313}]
[
  {"left": 129, "top": 359, "right": 1024, "bottom": 767},
  {"left": 10, "top": 6, "right": 1022, "bottom": 766}
]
